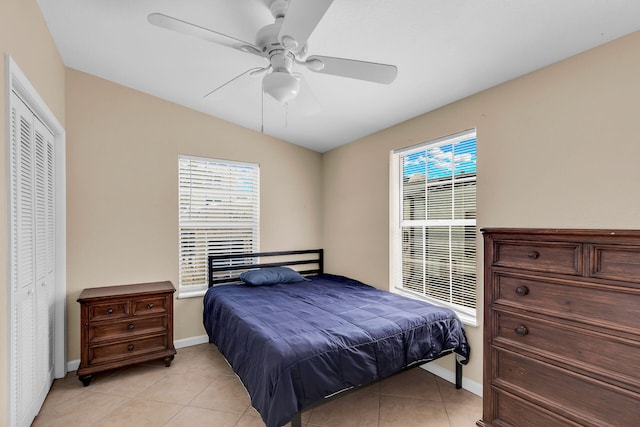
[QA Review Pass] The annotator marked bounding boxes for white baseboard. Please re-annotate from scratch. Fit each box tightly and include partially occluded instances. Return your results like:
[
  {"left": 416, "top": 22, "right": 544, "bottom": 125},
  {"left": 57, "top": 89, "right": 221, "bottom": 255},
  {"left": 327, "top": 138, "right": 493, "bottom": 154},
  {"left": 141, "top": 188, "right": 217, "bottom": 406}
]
[
  {"left": 174, "top": 334, "right": 209, "bottom": 348},
  {"left": 66, "top": 335, "right": 211, "bottom": 373},
  {"left": 67, "top": 359, "right": 79, "bottom": 372},
  {"left": 421, "top": 363, "right": 482, "bottom": 397}
]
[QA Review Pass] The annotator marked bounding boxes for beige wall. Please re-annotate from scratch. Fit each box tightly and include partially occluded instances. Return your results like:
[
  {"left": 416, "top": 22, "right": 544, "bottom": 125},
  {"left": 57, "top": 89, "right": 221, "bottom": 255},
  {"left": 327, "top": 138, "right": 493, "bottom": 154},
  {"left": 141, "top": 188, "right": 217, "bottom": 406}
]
[
  {"left": 322, "top": 30, "right": 640, "bottom": 387},
  {"left": 65, "top": 69, "right": 323, "bottom": 360},
  {"left": 1, "top": 0, "right": 66, "bottom": 421}
]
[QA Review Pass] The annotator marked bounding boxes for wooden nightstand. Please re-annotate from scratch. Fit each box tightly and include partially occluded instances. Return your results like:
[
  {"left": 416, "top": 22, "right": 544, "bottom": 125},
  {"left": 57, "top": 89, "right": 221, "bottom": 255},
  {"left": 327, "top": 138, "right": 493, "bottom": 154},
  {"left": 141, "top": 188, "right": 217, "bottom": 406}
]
[{"left": 76, "top": 281, "right": 177, "bottom": 386}]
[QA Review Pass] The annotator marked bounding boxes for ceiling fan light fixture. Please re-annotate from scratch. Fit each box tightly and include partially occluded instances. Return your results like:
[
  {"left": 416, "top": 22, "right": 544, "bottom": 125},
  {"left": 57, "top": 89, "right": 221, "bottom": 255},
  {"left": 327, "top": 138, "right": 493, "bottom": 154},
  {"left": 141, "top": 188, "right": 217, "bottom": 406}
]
[{"left": 262, "top": 71, "right": 300, "bottom": 102}]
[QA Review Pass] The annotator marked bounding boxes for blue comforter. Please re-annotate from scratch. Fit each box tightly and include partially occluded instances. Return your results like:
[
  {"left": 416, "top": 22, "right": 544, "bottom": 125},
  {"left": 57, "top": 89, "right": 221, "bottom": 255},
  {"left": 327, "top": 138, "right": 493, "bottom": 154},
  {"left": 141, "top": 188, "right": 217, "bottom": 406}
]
[{"left": 203, "top": 274, "right": 470, "bottom": 427}]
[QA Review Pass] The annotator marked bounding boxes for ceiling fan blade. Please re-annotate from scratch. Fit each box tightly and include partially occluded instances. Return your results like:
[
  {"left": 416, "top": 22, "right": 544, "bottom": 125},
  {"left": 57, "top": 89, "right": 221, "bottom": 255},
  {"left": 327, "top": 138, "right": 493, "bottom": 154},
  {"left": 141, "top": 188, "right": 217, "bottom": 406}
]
[
  {"left": 204, "top": 67, "right": 267, "bottom": 98},
  {"left": 278, "top": 0, "right": 334, "bottom": 50},
  {"left": 305, "top": 55, "right": 398, "bottom": 84},
  {"left": 148, "top": 13, "right": 262, "bottom": 55}
]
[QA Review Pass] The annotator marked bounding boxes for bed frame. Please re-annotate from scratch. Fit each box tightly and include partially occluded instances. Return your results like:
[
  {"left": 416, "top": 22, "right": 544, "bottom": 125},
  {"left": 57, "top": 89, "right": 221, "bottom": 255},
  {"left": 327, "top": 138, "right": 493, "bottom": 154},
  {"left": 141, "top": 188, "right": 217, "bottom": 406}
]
[
  {"left": 207, "top": 249, "right": 463, "bottom": 427},
  {"left": 208, "top": 249, "right": 324, "bottom": 287}
]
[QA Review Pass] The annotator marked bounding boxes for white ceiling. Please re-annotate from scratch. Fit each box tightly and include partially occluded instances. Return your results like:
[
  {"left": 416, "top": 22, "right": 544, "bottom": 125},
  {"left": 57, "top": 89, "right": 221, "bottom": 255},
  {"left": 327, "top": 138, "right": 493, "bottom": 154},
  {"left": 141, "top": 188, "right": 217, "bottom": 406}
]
[{"left": 37, "top": 0, "right": 640, "bottom": 153}]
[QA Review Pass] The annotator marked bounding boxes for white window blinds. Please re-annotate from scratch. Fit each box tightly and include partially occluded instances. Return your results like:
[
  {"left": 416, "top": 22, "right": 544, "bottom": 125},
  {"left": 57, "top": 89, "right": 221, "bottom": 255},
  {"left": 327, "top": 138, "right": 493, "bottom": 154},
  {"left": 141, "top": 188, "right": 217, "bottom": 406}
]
[
  {"left": 391, "top": 130, "right": 477, "bottom": 323},
  {"left": 178, "top": 155, "right": 259, "bottom": 297}
]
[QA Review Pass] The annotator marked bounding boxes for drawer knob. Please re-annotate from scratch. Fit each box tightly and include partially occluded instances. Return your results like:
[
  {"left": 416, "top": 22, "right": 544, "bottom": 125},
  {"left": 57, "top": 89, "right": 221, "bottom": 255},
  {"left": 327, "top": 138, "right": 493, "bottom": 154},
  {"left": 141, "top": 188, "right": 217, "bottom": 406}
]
[
  {"left": 127, "top": 323, "right": 135, "bottom": 330},
  {"left": 106, "top": 308, "right": 114, "bottom": 314},
  {"left": 147, "top": 303, "right": 154, "bottom": 309},
  {"left": 515, "top": 325, "right": 529, "bottom": 336},
  {"left": 527, "top": 250, "right": 539, "bottom": 259},
  {"left": 127, "top": 344, "right": 134, "bottom": 351},
  {"left": 515, "top": 286, "right": 529, "bottom": 296}
]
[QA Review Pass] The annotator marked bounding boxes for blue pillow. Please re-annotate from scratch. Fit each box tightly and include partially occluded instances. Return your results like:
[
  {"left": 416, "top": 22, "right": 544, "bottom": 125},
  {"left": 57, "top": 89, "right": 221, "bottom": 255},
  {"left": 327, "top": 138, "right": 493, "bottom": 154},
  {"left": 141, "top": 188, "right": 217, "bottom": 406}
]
[{"left": 239, "top": 267, "right": 308, "bottom": 286}]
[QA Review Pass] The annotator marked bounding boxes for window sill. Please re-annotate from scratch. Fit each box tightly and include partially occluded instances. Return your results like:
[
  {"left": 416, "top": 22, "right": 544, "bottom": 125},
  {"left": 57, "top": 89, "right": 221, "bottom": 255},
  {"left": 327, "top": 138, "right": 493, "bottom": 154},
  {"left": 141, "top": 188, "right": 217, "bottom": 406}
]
[
  {"left": 392, "top": 287, "right": 478, "bottom": 328},
  {"left": 177, "top": 288, "right": 207, "bottom": 299}
]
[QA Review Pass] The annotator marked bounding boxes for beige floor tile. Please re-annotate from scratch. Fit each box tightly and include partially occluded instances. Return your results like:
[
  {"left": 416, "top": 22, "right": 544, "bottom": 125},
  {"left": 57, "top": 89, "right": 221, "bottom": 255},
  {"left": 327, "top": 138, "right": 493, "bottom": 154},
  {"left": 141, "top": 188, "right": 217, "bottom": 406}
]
[
  {"left": 144, "top": 345, "right": 236, "bottom": 376},
  {"left": 236, "top": 412, "right": 311, "bottom": 427},
  {"left": 37, "top": 382, "right": 85, "bottom": 415},
  {"left": 35, "top": 343, "right": 482, "bottom": 427},
  {"left": 380, "top": 368, "right": 442, "bottom": 402},
  {"left": 436, "top": 377, "right": 481, "bottom": 407},
  {"left": 379, "top": 395, "right": 450, "bottom": 427},
  {"left": 92, "top": 398, "right": 182, "bottom": 427},
  {"left": 307, "top": 387, "right": 380, "bottom": 427},
  {"left": 189, "top": 373, "right": 252, "bottom": 413},
  {"left": 86, "top": 364, "right": 171, "bottom": 398},
  {"left": 32, "top": 391, "right": 128, "bottom": 427},
  {"left": 137, "top": 370, "right": 218, "bottom": 405},
  {"left": 235, "top": 413, "right": 270, "bottom": 427},
  {"left": 167, "top": 406, "right": 244, "bottom": 427},
  {"left": 444, "top": 402, "right": 483, "bottom": 427}
]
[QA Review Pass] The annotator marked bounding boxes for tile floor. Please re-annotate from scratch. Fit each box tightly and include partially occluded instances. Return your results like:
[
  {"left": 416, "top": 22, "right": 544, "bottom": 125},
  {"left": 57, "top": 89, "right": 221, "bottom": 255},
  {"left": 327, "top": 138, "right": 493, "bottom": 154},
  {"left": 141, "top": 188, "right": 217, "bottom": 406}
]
[{"left": 33, "top": 343, "right": 482, "bottom": 427}]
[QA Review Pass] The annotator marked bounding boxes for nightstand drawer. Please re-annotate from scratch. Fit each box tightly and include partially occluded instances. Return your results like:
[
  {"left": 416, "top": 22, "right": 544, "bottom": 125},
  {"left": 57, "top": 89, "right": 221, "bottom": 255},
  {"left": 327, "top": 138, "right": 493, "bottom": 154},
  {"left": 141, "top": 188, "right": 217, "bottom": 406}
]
[
  {"left": 89, "top": 301, "right": 129, "bottom": 321},
  {"left": 132, "top": 296, "right": 167, "bottom": 316},
  {"left": 89, "top": 316, "right": 167, "bottom": 343},
  {"left": 89, "top": 335, "right": 169, "bottom": 365},
  {"left": 493, "top": 240, "right": 582, "bottom": 275}
]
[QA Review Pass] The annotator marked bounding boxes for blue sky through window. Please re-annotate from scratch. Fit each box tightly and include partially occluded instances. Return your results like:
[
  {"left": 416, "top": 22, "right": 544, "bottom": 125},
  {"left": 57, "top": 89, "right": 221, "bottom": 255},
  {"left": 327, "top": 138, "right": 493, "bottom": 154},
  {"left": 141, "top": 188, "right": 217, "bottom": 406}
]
[{"left": 403, "top": 137, "right": 476, "bottom": 179}]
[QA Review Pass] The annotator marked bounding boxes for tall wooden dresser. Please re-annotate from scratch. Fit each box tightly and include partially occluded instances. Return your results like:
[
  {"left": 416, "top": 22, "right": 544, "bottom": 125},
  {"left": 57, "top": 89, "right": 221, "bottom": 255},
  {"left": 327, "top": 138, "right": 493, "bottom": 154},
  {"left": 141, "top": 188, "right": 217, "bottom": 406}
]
[
  {"left": 479, "top": 229, "right": 640, "bottom": 427},
  {"left": 77, "top": 281, "right": 176, "bottom": 386}
]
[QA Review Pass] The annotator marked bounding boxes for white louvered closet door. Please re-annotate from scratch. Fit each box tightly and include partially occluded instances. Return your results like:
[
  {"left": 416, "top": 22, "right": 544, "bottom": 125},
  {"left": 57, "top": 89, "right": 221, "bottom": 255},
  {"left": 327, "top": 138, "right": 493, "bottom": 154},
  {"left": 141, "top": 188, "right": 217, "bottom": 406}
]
[{"left": 9, "top": 92, "right": 56, "bottom": 427}]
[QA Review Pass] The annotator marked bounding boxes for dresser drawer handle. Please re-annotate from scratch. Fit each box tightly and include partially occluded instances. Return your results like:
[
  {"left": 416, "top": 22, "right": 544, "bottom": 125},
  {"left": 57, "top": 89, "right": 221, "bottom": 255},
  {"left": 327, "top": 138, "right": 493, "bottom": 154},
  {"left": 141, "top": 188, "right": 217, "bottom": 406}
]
[
  {"left": 515, "top": 325, "right": 529, "bottom": 337},
  {"left": 515, "top": 286, "right": 529, "bottom": 296},
  {"left": 527, "top": 250, "right": 539, "bottom": 259},
  {"left": 106, "top": 308, "right": 114, "bottom": 314},
  {"left": 127, "top": 344, "right": 134, "bottom": 351},
  {"left": 127, "top": 323, "right": 135, "bottom": 330},
  {"left": 147, "top": 303, "right": 154, "bottom": 309}
]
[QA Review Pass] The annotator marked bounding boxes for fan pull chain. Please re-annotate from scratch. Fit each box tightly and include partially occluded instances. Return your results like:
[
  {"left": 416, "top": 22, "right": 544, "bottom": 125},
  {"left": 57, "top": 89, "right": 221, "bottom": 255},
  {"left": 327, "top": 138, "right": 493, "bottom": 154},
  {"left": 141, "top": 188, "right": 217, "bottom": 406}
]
[{"left": 261, "top": 89, "right": 264, "bottom": 134}]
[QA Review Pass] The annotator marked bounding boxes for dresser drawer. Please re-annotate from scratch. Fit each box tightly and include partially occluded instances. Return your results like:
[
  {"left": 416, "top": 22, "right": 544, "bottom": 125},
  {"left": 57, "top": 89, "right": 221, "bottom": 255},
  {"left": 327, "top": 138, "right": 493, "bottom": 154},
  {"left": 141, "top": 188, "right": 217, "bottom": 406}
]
[
  {"left": 494, "top": 349, "right": 640, "bottom": 426},
  {"left": 495, "top": 311, "right": 640, "bottom": 391},
  {"left": 494, "top": 273, "right": 640, "bottom": 333},
  {"left": 89, "top": 316, "right": 167, "bottom": 343},
  {"left": 89, "top": 301, "right": 129, "bottom": 321},
  {"left": 492, "top": 240, "right": 582, "bottom": 275},
  {"left": 590, "top": 244, "right": 640, "bottom": 283},
  {"left": 132, "top": 295, "right": 168, "bottom": 316},
  {"left": 493, "top": 389, "right": 581, "bottom": 427},
  {"left": 88, "top": 335, "right": 169, "bottom": 365}
]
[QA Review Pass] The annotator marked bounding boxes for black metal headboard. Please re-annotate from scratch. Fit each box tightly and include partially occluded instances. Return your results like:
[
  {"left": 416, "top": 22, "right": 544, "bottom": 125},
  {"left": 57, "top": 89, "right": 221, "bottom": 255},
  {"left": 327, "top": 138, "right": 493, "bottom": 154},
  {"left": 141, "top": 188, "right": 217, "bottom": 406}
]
[{"left": 208, "top": 249, "right": 324, "bottom": 287}]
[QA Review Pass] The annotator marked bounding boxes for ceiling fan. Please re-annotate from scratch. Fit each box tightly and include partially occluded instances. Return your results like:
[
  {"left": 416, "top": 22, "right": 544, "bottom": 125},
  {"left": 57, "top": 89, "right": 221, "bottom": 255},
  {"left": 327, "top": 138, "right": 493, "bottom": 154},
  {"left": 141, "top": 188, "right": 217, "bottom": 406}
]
[{"left": 148, "top": 0, "right": 398, "bottom": 104}]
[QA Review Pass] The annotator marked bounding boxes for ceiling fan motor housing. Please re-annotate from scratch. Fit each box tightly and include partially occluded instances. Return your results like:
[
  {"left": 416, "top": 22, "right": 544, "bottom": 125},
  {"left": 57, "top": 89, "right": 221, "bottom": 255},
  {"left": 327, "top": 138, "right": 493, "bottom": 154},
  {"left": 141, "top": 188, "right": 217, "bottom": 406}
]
[
  {"left": 267, "top": 0, "right": 288, "bottom": 19},
  {"left": 257, "top": 2, "right": 301, "bottom": 102}
]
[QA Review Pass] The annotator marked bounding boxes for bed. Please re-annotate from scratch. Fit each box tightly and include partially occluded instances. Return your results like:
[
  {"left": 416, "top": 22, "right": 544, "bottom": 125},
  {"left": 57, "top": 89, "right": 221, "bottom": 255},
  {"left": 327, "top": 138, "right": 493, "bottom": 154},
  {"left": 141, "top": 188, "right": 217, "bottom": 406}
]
[{"left": 203, "top": 249, "right": 470, "bottom": 427}]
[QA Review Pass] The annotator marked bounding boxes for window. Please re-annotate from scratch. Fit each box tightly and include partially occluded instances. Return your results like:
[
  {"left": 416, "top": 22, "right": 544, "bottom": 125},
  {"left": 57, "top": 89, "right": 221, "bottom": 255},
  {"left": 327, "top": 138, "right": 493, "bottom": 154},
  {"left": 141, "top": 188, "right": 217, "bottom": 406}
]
[
  {"left": 390, "top": 130, "right": 477, "bottom": 324},
  {"left": 178, "top": 155, "right": 259, "bottom": 297}
]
